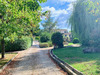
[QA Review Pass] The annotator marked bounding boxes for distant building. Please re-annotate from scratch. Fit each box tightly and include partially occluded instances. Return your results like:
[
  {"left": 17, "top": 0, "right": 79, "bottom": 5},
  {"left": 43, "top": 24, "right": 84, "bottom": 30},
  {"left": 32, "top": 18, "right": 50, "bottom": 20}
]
[
  {"left": 53, "top": 29, "right": 68, "bottom": 33},
  {"left": 63, "top": 32, "right": 71, "bottom": 38},
  {"left": 53, "top": 29, "right": 72, "bottom": 42}
]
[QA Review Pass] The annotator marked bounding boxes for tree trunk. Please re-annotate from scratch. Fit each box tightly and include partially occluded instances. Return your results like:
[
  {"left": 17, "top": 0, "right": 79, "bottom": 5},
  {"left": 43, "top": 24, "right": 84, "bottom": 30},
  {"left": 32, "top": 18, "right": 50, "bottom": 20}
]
[{"left": 1, "top": 38, "right": 5, "bottom": 58}]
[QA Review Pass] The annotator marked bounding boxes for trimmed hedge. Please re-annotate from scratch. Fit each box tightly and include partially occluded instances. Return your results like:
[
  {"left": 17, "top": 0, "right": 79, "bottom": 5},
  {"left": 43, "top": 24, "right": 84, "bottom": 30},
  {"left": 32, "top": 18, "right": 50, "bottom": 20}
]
[
  {"left": 39, "top": 43, "right": 49, "bottom": 48},
  {"left": 0, "top": 37, "right": 33, "bottom": 52},
  {"left": 39, "top": 41, "right": 53, "bottom": 48}
]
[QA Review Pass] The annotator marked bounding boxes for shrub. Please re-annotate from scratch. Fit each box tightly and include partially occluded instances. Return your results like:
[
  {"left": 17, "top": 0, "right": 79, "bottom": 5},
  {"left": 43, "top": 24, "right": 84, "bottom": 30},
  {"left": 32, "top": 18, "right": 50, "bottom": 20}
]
[
  {"left": 72, "top": 38, "right": 79, "bottom": 44},
  {"left": 39, "top": 43, "right": 49, "bottom": 48},
  {"left": 51, "top": 32, "right": 63, "bottom": 48},
  {"left": 40, "top": 35, "right": 49, "bottom": 42},
  {"left": 35, "top": 36, "right": 40, "bottom": 41},
  {"left": 39, "top": 41, "right": 53, "bottom": 48},
  {"left": 40, "top": 32, "right": 52, "bottom": 43},
  {"left": 48, "top": 41, "right": 53, "bottom": 47},
  {"left": 0, "top": 36, "right": 33, "bottom": 52}
]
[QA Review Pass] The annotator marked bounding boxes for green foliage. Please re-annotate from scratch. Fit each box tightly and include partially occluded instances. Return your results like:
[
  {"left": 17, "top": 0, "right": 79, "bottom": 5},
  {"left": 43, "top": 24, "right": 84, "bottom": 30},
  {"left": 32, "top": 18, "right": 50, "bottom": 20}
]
[
  {"left": 0, "top": 0, "right": 47, "bottom": 58},
  {"left": 40, "top": 32, "right": 52, "bottom": 42},
  {"left": 53, "top": 47, "right": 100, "bottom": 75},
  {"left": 42, "top": 11, "right": 57, "bottom": 33},
  {"left": 39, "top": 41, "right": 53, "bottom": 48},
  {"left": 0, "top": 0, "right": 47, "bottom": 38},
  {"left": 40, "top": 35, "right": 50, "bottom": 42},
  {"left": 39, "top": 43, "right": 49, "bottom": 48},
  {"left": 51, "top": 32, "right": 63, "bottom": 48},
  {"left": 47, "top": 41, "right": 53, "bottom": 47},
  {"left": 0, "top": 0, "right": 47, "bottom": 41},
  {"left": 85, "top": 0, "right": 100, "bottom": 18},
  {"left": 35, "top": 36, "right": 40, "bottom": 41},
  {"left": 69, "top": 0, "right": 100, "bottom": 49},
  {"left": 39, "top": 31, "right": 53, "bottom": 47},
  {"left": 32, "top": 25, "right": 40, "bottom": 36},
  {"left": 72, "top": 38, "right": 79, "bottom": 44},
  {"left": 0, "top": 37, "right": 33, "bottom": 52},
  {"left": 27, "top": 1, "right": 39, "bottom": 11}
]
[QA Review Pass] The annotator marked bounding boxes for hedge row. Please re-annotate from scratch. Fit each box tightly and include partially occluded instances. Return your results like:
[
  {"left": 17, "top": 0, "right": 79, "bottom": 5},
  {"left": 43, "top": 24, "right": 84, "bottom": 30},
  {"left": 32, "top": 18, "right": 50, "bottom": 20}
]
[
  {"left": 39, "top": 41, "right": 53, "bottom": 48},
  {"left": 0, "top": 37, "right": 33, "bottom": 52}
]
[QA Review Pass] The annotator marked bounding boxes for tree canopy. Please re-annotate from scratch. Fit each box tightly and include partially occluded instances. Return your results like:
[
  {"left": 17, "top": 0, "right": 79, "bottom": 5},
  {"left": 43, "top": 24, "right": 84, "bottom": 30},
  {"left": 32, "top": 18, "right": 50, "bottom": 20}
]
[
  {"left": 69, "top": 0, "right": 100, "bottom": 49},
  {"left": 0, "top": 0, "right": 47, "bottom": 58},
  {"left": 42, "top": 11, "right": 57, "bottom": 33}
]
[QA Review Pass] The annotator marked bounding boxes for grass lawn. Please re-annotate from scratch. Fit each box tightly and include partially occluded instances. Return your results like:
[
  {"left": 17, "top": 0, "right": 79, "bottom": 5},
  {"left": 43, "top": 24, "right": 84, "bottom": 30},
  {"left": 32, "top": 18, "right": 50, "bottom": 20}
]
[
  {"left": 53, "top": 47, "right": 100, "bottom": 75},
  {"left": 0, "top": 53, "right": 17, "bottom": 68},
  {"left": 68, "top": 43, "right": 74, "bottom": 45},
  {"left": 64, "top": 43, "right": 73, "bottom": 46}
]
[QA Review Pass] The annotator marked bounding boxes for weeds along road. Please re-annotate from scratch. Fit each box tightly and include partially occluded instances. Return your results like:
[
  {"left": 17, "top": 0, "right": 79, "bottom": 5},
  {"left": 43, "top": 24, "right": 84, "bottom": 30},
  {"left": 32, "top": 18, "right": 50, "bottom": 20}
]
[{"left": 0, "top": 41, "right": 66, "bottom": 75}]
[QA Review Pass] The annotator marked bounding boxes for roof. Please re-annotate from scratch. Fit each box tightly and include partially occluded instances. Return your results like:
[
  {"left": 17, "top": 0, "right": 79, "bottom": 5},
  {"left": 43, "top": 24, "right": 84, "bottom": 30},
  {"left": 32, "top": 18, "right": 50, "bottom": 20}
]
[
  {"left": 56, "top": 29, "right": 68, "bottom": 31},
  {"left": 64, "top": 32, "right": 71, "bottom": 35},
  {"left": 53, "top": 29, "right": 68, "bottom": 32}
]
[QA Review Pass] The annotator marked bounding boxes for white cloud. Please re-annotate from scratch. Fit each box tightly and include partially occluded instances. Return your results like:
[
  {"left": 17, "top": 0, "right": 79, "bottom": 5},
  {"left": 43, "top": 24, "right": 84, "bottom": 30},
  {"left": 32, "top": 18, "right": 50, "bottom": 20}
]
[
  {"left": 41, "top": 1, "right": 75, "bottom": 29},
  {"left": 42, "top": 6, "right": 68, "bottom": 17},
  {"left": 52, "top": 0, "right": 76, "bottom": 5},
  {"left": 59, "top": 0, "right": 77, "bottom": 3},
  {"left": 66, "top": 3, "right": 73, "bottom": 12},
  {"left": 42, "top": 0, "right": 75, "bottom": 17}
]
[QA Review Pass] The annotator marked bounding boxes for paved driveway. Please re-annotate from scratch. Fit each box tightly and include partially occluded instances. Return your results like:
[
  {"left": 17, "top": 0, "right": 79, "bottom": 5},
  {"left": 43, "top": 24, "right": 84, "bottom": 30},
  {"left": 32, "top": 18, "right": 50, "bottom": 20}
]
[{"left": 0, "top": 41, "right": 66, "bottom": 75}]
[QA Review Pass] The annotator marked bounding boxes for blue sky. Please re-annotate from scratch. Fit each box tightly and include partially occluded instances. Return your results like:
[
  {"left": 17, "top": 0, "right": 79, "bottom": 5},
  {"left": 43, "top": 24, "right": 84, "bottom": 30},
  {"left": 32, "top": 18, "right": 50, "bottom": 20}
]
[{"left": 40, "top": 0, "right": 76, "bottom": 30}]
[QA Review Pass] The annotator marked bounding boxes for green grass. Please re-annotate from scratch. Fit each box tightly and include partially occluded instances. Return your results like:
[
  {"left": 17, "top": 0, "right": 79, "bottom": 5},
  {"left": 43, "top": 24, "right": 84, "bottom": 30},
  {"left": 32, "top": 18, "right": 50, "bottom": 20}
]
[
  {"left": 68, "top": 43, "right": 74, "bottom": 45},
  {"left": 0, "top": 53, "right": 17, "bottom": 68},
  {"left": 64, "top": 43, "right": 81, "bottom": 47},
  {"left": 53, "top": 47, "right": 100, "bottom": 75},
  {"left": 64, "top": 43, "right": 74, "bottom": 46}
]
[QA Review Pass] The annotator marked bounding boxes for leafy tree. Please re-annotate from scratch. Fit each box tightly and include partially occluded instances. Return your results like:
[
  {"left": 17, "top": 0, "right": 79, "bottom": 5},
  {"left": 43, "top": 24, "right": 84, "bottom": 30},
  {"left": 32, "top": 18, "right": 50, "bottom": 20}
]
[
  {"left": 0, "top": 0, "right": 47, "bottom": 58},
  {"left": 69, "top": 0, "right": 100, "bottom": 51},
  {"left": 42, "top": 11, "right": 57, "bottom": 33},
  {"left": 32, "top": 24, "right": 40, "bottom": 36}
]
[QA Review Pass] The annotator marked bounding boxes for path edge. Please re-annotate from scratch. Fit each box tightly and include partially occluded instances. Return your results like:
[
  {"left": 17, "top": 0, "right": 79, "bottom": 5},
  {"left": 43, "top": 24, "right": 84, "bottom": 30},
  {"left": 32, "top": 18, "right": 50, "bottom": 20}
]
[
  {"left": 49, "top": 49, "right": 84, "bottom": 75},
  {"left": 0, "top": 53, "right": 18, "bottom": 73}
]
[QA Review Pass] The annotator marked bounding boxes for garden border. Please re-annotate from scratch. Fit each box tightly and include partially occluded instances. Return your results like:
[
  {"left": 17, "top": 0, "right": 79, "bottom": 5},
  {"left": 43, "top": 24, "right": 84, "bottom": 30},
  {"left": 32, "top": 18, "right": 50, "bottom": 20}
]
[
  {"left": 0, "top": 53, "right": 18, "bottom": 73},
  {"left": 50, "top": 49, "right": 83, "bottom": 75}
]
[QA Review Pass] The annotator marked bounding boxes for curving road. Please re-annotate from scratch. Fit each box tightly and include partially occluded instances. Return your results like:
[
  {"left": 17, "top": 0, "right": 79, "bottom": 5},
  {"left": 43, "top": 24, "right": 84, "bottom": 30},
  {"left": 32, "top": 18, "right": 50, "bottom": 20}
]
[{"left": 0, "top": 41, "right": 66, "bottom": 75}]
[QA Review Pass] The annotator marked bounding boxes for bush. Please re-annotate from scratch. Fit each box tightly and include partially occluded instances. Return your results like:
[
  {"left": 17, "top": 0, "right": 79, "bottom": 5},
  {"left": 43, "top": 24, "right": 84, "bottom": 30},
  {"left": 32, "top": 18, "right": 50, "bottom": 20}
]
[
  {"left": 40, "top": 32, "right": 52, "bottom": 43},
  {"left": 40, "top": 35, "right": 49, "bottom": 43},
  {"left": 48, "top": 41, "right": 53, "bottom": 47},
  {"left": 39, "top": 43, "right": 49, "bottom": 48},
  {"left": 39, "top": 41, "right": 53, "bottom": 48},
  {"left": 72, "top": 38, "right": 79, "bottom": 44},
  {"left": 35, "top": 36, "right": 40, "bottom": 41},
  {"left": 51, "top": 32, "right": 63, "bottom": 48},
  {"left": 0, "top": 36, "right": 33, "bottom": 52}
]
